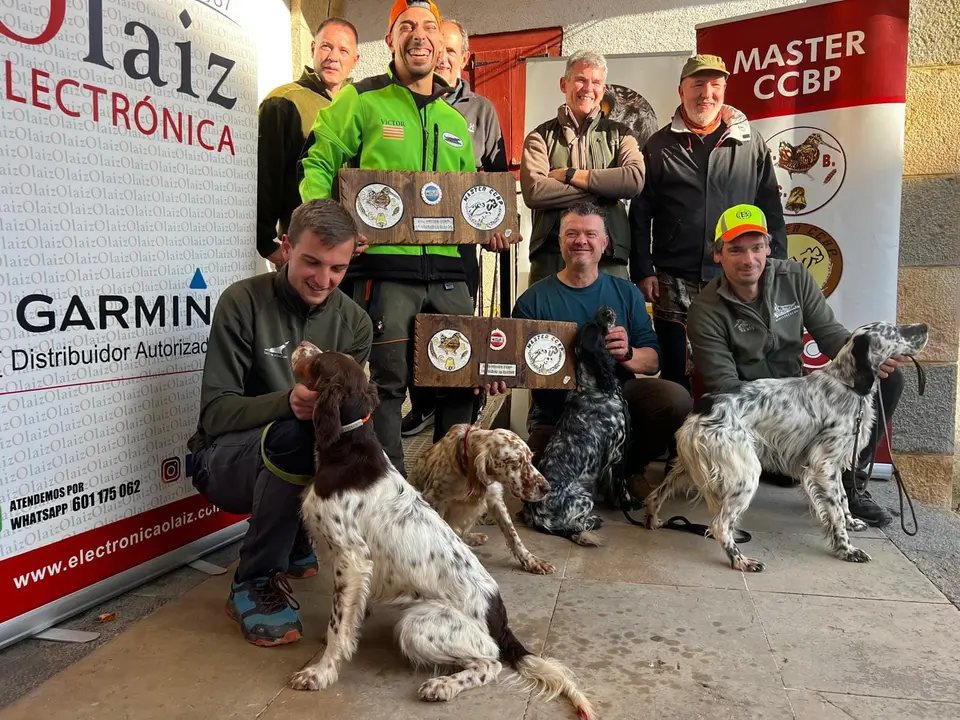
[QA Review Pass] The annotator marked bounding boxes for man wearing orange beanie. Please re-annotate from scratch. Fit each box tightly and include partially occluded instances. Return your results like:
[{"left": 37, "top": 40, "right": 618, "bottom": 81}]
[{"left": 300, "top": 0, "right": 513, "bottom": 476}]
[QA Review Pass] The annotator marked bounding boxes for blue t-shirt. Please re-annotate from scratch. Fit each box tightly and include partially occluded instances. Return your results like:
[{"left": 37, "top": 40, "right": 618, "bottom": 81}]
[{"left": 512, "top": 272, "right": 660, "bottom": 427}]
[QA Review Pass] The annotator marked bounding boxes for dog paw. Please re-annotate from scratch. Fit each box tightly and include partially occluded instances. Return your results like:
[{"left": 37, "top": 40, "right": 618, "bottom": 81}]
[
  {"left": 847, "top": 518, "right": 869, "bottom": 532},
  {"left": 733, "top": 556, "right": 765, "bottom": 573},
  {"left": 839, "top": 547, "right": 871, "bottom": 563},
  {"left": 288, "top": 666, "right": 337, "bottom": 692},
  {"left": 644, "top": 516, "right": 663, "bottom": 530},
  {"left": 465, "top": 533, "right": 488, "bottom": 546},
  {"left": 522, "top": 557, "right": 557, "bottom": 575},
  {"left": 418, "top": 677, "right": 456, "bottom": 702}
]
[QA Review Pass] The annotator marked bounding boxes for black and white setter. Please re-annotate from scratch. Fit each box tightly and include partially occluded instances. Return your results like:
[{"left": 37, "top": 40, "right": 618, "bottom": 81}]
[
  {"left": 644, "top": 321, "right": 928, "bottom": 571},
  {"left": 519, "top": 306, "right": 634, "bottom": 546},
  {"left": 286, "top": 342, "right": 595, "bottom": 719}
]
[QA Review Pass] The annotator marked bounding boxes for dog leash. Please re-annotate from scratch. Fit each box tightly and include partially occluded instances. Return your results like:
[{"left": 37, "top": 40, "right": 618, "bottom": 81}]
[{"left": 855, "top": 355, "right": 925, "bottom": 536}]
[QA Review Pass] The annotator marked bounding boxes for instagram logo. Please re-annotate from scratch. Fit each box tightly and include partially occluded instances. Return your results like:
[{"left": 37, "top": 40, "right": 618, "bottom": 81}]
[{"left": 161, "top": 457, "right": 182, "bottom": 484}]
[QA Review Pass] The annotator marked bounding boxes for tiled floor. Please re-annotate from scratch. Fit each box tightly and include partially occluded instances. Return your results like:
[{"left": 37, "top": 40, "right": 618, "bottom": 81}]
[{"left": 3, "top": 477, "right": 960, "bottom": 720}]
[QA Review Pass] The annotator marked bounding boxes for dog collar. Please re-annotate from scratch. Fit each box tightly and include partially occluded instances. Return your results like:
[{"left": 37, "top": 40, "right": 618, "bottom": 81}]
[{"left": 341, "top": 413, "right": 372, "bottom": 433}]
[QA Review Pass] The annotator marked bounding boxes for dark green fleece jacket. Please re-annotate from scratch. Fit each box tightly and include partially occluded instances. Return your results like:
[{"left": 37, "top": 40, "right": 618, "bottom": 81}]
[
  {"left": 687, "top": 257, "right": 850, "bottom": 394},
  {"left": 187, "top": 267, "right": 372, "bottom": 453}
]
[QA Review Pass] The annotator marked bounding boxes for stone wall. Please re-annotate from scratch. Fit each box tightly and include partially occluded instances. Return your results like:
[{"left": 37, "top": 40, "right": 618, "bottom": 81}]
[{"left": 894, "top": 0, "right": 960, "bottom": 508}]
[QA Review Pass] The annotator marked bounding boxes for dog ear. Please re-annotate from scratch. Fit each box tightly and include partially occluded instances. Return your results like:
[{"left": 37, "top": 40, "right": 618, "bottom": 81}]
[
  {"left": 850, "top": 334, "right": 876, "bottom": 395},
  {"left": 364, "top": 380, "right": 380, "bottom": 415},
  {"left": 312, "top": 376, "right": 344, "bottom": 450},
  {"left": 465, "top": 436, "right": 492, "bottom": 504}
]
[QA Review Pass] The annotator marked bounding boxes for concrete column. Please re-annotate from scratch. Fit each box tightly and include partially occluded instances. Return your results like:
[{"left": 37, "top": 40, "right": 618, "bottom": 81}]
[{"left": 893, "top": 0, "right": 960, "bottom": 509}]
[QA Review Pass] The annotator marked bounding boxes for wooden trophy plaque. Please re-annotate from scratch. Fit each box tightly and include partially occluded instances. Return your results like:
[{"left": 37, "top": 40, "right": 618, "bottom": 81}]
[
  {"left": 413, "top": 314, "right": 579, "bottom": 391},
  {"left": 338, "top": 168, "right": 518, "bottom": 245}
]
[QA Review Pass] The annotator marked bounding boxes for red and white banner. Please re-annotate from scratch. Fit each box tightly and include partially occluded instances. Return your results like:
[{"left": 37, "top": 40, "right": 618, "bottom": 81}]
[
  {"left": 698, "top": 0, "right": 909, "bottom": 331},
  {"left": 698, "top": 0, "right": 909, "bottom": 463},
  {"left": 0, "top": 0, "right": 257, "bottom": 647}
]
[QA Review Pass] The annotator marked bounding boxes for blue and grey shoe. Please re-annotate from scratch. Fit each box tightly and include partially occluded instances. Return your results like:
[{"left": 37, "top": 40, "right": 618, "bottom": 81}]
[
  {"left": 225, "top": 572, "right": 302, "bottom": 646},
  {"left": 283, "top": 550, "right": 319, "bottom": 580}
]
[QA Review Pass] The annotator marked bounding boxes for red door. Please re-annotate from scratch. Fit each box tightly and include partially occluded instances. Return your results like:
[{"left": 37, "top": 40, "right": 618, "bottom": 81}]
[{"left": 465, "top": 27, "right": 563, "bottom": 174}]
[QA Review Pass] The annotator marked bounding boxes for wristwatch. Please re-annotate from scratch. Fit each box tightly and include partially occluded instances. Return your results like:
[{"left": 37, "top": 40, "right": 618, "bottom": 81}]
[
  {"left": 564, "top": 167, "right": 576, "bottom": 184},
  {"left": 618, "top": 346, "right": 634, "bottom": 363}
]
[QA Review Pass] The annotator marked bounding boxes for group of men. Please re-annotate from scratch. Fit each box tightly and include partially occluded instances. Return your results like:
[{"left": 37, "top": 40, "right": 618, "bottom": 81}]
[{"left": 187, "top": 0, "right": 906, "bottom": 648}]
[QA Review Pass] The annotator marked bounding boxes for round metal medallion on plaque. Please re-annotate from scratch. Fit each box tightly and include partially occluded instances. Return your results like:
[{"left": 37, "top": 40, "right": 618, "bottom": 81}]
[
  {"left": 428, "top": 330, "right": 472, "bottom": 372},
  {"left": 460, "top": 185, "right": 506, "bottom": 231},
  {"left": 356, "top": 183, "right": 403, "bottom": 229},
  {"left": 524, "top": 333, "right": 565, "bottom": 376}
]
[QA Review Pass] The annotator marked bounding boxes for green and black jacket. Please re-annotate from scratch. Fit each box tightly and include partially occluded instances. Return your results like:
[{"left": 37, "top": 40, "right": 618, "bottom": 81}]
[
  {"left": 299, "top": 63, "right": 476, "bottom": 283},
  {"left": 257, "top": 67, "right": 334, "bottom": 259}
]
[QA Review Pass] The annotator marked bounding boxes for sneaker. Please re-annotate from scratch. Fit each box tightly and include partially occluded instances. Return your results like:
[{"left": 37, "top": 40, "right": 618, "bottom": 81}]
[
  {"left": 846, "top": 487, "right": 892, "bottom": 527},
  {"left": 225, "top": 572, "right": 302, "bottom": 646},
  {"left": 401, "top": 408, "right": 434, "bottom": 437},
  {"left": 283, "top": 549, "right": 319, "bottom": 580}
]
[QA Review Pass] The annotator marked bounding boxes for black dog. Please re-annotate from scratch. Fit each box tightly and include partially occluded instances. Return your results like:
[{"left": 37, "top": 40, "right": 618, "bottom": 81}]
[{"left": 519, "top": 306, "right": 634, "bottom": 546}]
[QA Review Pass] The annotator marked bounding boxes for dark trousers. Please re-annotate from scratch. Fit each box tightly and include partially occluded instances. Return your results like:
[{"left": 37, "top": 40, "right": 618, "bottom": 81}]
[
  {"left": 525, "top": 377, "right": 693, "bottom": 474},
  {"left": 349, "top": 279, "right": 476, "bottom": 476},
  {"left": 654, "top": 320, "right": 691, "bottom": 391},
  {"left": 192, "top": 419, "right": 314, "bottom": 582}
]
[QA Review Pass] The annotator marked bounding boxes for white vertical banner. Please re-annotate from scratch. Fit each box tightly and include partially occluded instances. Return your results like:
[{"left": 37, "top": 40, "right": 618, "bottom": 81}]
[
  {"left": 697, "top": 0, "right": 910, "bottom": 359},
  {"left": 0, "top": 0, "right": 259, "bottom": 648}
]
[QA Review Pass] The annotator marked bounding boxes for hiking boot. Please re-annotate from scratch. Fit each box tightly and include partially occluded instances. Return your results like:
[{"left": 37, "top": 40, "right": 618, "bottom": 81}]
[
  {"left": 401, "top": 408, "right": 434, "bottom": 436},
  {"left": 225, "top": 572, "right": 302, "bottom": 646},
  {"left": 843, "top": 473, "right": 892, "bottom": 527},
  {"left": 283, "top": 549, "right": 319, "bottom": 580}
]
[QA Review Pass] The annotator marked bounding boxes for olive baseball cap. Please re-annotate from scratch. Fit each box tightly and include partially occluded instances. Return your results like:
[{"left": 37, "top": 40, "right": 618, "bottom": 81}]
[
  {"left": 680, "top": 54, "right": 729, "bottom": 80},
  {"left": 715, "top": 204, "right": 769, "bottom": 242}
]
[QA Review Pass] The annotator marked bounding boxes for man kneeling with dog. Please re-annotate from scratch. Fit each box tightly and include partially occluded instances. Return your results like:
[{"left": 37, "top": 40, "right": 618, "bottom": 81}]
[
  {"left": 513, "top": 201, "right": 693, "bottom": 486},
  {"left": 686, "top": 203, "right": 906, "bottom": 527},
  {"left": 188, "top": 200, "right": 372, "bottom": 646}
]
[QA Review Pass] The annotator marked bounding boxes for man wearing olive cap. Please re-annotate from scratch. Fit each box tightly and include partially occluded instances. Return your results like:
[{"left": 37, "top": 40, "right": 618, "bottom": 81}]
[
  {"left": 686, "top": 204, "right": 905, "bottom": 528},
  {"left": 628, "top": 54, "right": 786, "bottom": 394}
]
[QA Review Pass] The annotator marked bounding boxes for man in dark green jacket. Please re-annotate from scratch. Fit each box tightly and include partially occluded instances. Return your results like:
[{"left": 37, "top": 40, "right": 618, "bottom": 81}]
[
  {"left": 687, "top": 204, "right": 905, "bottom": 527},
  {"left": 256, "top": 17, "right": 359, "bottom": 267},
  {"left": 299, "top": 0, "right": 511, "bottom": 475},
  {"left": 189, "top": 200, "right": 372, "bottom": 647}
]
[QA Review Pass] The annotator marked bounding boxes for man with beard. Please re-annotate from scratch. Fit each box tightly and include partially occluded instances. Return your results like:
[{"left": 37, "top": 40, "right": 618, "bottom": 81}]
[
  {"left": 299, "top": 0, "right": 512, "bottom": 476},
  {"left": 256, "top": 18, "right": 360, "bottom": 269},
  {"left": 520, "top": 49, "right": 645, "bottom": 285},
  {"left": 400, "top": 16, "right": 508, "bottom": 438},
  {"left": 628, "top": 54, "right": 786, "bottom": 394}
]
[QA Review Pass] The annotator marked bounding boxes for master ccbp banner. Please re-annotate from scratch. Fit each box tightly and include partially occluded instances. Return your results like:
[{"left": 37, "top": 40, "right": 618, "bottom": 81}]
[
  {"left": 697, "top": 0, "right": 909, "bottom": 365},
  {"left": 0, "top": 0, "right": 257, "bottom": 648}
]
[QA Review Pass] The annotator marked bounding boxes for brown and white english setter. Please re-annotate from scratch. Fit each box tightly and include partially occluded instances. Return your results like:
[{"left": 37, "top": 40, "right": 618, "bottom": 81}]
[{"left": 286, "top": 342, "right": 595, "bottom": 719}]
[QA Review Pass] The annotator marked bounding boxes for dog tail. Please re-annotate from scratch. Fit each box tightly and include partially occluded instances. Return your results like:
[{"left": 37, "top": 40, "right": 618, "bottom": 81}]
[{"left": 487, "top": 592, "right": 597, "bottom": 720}]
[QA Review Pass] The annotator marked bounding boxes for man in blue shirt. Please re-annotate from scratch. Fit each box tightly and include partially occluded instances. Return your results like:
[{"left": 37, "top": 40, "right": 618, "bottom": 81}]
[{"left": 513, "top": 201, "right": 693, "bottom": 480}]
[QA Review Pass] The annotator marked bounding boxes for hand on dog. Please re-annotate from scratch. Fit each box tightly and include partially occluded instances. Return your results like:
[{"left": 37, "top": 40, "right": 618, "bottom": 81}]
[
  {"left": 604, "top": 326, "right": 629, "bottom": 360},
  {"left": 878, "top": 354, "right": 909, "bottom": 379},
  {"left": 478, "top": 381, "right": 508, "bottom": 396},
  {"left": 290, "top": 383, "right": 319, "bottom": 421}
]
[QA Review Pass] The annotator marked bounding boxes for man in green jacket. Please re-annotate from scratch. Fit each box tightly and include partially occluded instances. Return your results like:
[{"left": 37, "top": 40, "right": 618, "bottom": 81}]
[
  {"left": 299, "top": 0, "right": 510, "bottom": 475},
  {"left": 686, "top": 204, "right": 905, "bottom": 527},
  {"left": 256, "top": 17, "right": 359, "bottom": 267},
  {"left": 188, "top": 200, "right": 372, "bottom": 647}
]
